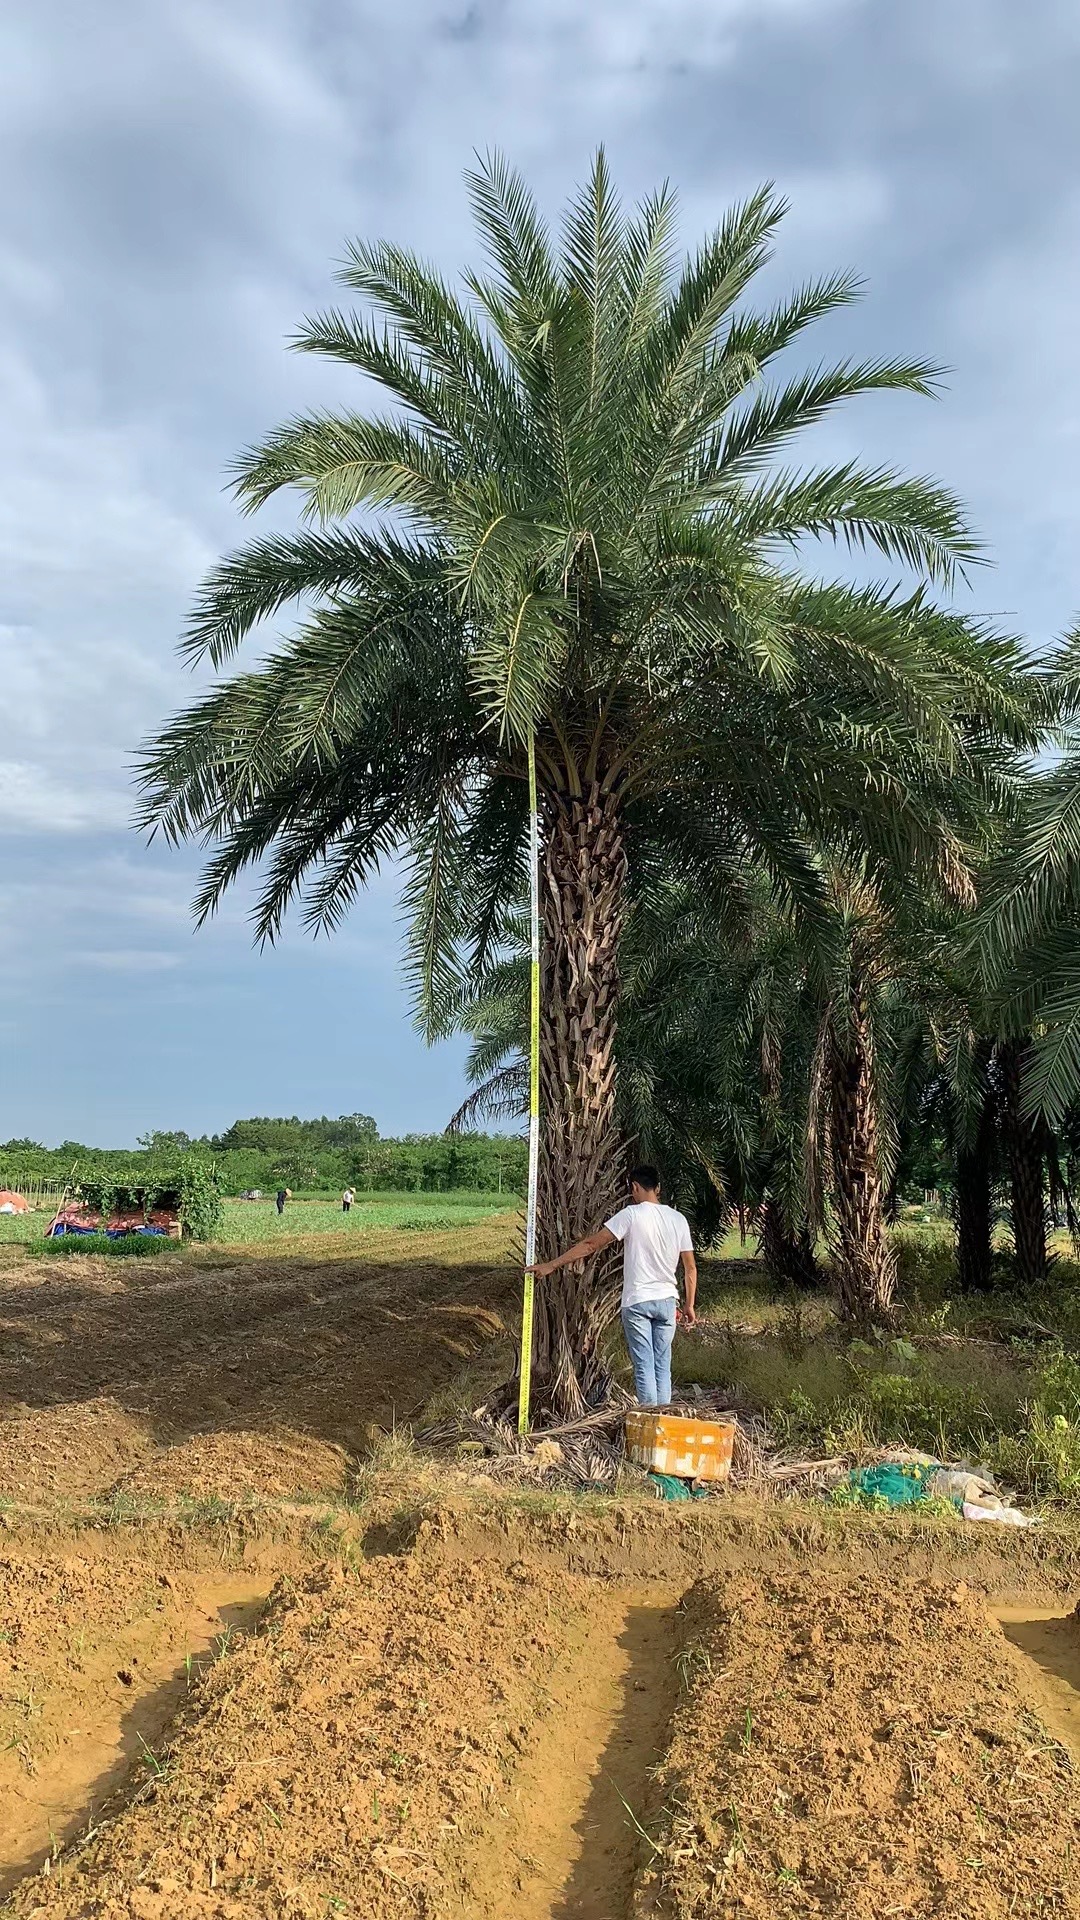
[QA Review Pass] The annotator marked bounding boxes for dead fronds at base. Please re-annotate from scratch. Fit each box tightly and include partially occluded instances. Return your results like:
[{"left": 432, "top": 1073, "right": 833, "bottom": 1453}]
[{"left": 417, "top": 1390, "right": 818, "bottom": 1495}]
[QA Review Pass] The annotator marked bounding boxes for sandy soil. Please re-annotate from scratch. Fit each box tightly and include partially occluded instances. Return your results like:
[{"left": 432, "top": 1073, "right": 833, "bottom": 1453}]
[
  {"left": 0, "top": 1219, "right": 516, "bottom": 1506},
  {"left": 8, "top": 1550, "right": 1080, "bottom": 1919},
  {"left": 6, "top": 1554, "right": 595, "bottom": 1920},
  {"left": 0, "top": 1555, "right": 267, "bottom": 1898},
  {"left": 457, "top": 1585, "right": 683, "bottom": 1918},
  {"left": 637, "top": 1570, "right": 1080, "bottom": 1918}
]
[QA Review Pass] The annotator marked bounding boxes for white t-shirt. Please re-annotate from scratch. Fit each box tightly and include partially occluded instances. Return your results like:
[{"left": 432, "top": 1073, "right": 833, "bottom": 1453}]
[{"left": 604, "top": 1202, "right": 693, "bottom": 1307}]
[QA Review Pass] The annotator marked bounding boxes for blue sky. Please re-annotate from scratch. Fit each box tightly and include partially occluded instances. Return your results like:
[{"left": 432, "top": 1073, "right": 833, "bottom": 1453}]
[{"left": 2, "top": 0, "right": 1080, "bottom": 1145}]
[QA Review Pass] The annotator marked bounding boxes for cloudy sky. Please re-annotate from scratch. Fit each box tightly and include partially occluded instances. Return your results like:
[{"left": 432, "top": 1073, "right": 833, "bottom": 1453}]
[{"left": 2, "top": 0, "right": 1079, "bottom": 1145}]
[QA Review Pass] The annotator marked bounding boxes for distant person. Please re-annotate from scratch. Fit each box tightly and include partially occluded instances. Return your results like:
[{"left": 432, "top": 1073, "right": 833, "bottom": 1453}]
[
  {"left": 342, "top": 1188, "right": 355, "bottom": 1213},
  {"left": 526, "top": 1164, "right": 696, "bottom": 1408},
  {"left": 275, "top": 1188, "right": 289, "bottom": 1216}
]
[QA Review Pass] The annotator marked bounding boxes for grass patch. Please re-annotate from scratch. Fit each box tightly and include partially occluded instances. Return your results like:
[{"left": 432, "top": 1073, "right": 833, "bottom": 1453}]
[
  {"left": 0, "top": 1212, "right": 50, "bottom": 1245},
  {"left": 677, "top": 1319, "right": 1035, "bottom": 1461},
  {"left": 23, "top": 1232, "right": 180, "bottom": 1259},
  {"left": 217, "top": 1192, "right": 512, "bottom": 1244},
  {"left": 676, "top": 1229, "right": 1080, "bottom": 1508},
  {"left": 0, "top": 1190, "right": 515, "bottom": 1250}
]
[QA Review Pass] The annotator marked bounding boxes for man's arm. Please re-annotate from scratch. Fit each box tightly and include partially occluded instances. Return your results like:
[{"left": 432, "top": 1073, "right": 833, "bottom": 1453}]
[
  {"left": 527, "top": 1226, "right": 617, "bottom": 1279},
  {"left": 679, "top": 1249, "right": 698, "bottom": 1326}
]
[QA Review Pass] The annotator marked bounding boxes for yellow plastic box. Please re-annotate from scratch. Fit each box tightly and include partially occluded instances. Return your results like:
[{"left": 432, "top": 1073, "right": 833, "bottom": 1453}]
[{"left": 625, "top": 1409, "right": 735, "bottom": 1482}]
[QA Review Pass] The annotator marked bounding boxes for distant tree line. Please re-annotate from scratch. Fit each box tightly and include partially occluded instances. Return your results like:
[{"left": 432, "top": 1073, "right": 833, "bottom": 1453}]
[{"left": 0, "top": 1117, "right": 526, "bottom": 1198}]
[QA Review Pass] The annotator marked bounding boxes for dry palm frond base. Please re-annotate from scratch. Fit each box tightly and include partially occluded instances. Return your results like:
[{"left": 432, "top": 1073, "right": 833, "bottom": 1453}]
[{"left": 419, "top": 1389, "right": 844, "bottom": 1496}]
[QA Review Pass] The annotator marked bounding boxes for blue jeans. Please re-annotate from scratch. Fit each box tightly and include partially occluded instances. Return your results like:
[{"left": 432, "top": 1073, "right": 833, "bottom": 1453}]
[{"left": 621, "top": 1296, "right": 677, "bottom": 1406}]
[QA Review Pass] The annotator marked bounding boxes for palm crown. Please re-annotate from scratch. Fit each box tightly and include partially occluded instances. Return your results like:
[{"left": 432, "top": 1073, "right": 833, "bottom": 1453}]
[
  {"left": 141, "top": 153, "right": 1035, "bottom": 986},
  {"left": 975, "top": 620, "right": 1080, "bottom": 1123}
]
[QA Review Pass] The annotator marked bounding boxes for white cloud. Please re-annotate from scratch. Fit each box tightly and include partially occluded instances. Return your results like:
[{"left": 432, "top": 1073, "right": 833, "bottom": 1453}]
[
  {"left": 75, "top": 950, "right": 183, "bottom": 974},
  {"left": 0, "top": 762, "right": 129, "bottom": 834},
  {"left": 469, "top": 0, "right": 864, "bottom": 74},
  {"left": 0, "top": 348, "right": 210, "bottom": 591},
  {"left": 927, "top": 197, "right": 1080, "bottom": 646},
  {"left": 0, "top": 337, "right": 214, "bottom": 845}
]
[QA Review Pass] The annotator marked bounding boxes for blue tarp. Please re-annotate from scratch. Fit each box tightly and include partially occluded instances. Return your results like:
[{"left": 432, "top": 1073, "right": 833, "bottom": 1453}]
[{"left": 48, "top": 1223, "right": 166, "bottom": 1239}]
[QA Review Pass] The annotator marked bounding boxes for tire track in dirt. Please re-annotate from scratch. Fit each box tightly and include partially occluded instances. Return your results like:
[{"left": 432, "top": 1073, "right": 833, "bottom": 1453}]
[{"left": 457, "top": 1587, "right": 682, "bottom": 1919}]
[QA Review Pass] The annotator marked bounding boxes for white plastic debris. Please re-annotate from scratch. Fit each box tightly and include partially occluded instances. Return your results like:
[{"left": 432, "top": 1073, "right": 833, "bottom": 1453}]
[{"left": 961, "top": 1500, "right": 1040, "bottom": 1527}]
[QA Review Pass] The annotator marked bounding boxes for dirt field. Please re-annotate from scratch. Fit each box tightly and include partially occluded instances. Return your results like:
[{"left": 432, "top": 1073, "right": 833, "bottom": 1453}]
[
  {"left": 7, "top": 1535, "right": 1080, "bottom": 1919},
  {"left": 0, "top": 1216, "right": 517, "bottom": 1507},
  {"left": 6, "top": 1225, "right": 1080, "bottom": 1916}
]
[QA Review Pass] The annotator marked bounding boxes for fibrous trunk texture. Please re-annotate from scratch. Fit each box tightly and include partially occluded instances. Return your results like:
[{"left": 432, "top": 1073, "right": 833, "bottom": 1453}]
[
  {"left": 998, "top": 1037, "right": 1047, "bottom": 1286},
  {"left": 955, "top": 1051, "right": 995, "bottom": 1293},
  {"left": 758, "top": 1201, "right": 820, "bottom": 1292},
  {"left": 828, "top": 981, "right": 896, "bottom": 1323},
  {"left": 532, "top": 781, "right": 628, "bottom": 1420}
]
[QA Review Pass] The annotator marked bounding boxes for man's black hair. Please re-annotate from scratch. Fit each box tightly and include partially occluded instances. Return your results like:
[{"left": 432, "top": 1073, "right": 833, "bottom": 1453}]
[{"left": 629, "top": 1163, "right": 661, "bottom": 1193}]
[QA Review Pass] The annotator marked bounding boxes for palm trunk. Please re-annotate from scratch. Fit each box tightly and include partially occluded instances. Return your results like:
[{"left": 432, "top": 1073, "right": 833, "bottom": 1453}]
[
  {"left": 954, "top": 1055, "right": 994, "bottom": 1293},
  {"left": 532, "top": 780, "right": 628, "bottom": 1419},
  {"left": 998, "top": 1038, "right": 1047, "bottom": 1286},
  {"left": 828, "top": 980, "right": 896, "bottom": 1323},
  {"left": 758, "top": 1200, "right": 820, "bottom": 1291}
]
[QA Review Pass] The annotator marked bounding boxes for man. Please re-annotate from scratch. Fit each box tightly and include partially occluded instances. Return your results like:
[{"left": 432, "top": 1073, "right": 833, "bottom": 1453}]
[
  {"left": 527, "top": 1165, "right": 696, "bottom": 1407},
  {"left": 275, "top": 1187, "right": 288, "bottom": 1216},
  {"left": 342, "top": 1187, "right": 355, "bottom": 1213}
]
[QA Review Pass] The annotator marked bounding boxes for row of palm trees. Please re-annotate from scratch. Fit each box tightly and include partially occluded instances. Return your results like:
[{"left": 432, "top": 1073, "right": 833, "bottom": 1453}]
[{"left": 138, "top": 155, "right": 1080, "bottom": 1419}]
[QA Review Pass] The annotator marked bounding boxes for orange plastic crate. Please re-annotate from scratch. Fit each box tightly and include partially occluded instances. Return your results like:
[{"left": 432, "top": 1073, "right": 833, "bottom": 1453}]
[{"left": 625, "top": 1409, "right": 735, "bottom": 1482}]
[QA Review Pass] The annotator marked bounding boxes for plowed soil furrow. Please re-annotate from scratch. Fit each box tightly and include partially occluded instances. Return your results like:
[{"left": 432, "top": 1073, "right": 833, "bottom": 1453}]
[
  {"left": 0, "top": 1235, "right": 515, "bottom": 1502},
  {"left": 994, "top": 1605, "right": 1080, "bottom": 1756},
  {"left": 639, "top": 1572, "right": 1080, "bottom": 1919},
  {"left": 456, "top": 1588, "right": 681, "bottom": 1919},
  {"left": 0, "top": 1575, "right": 267, "bottom": 1897}
]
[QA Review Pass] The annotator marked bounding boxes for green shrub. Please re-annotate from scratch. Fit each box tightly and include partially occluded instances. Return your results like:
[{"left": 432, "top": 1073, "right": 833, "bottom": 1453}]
[
  {"left": 978, "top": 1346, "right": 1080, "bottom": 1504},
  {"left": 892, "top": 1230, "right": 957, "bottom": 1305},
  {"left": 175, "top": 1160, "right": 224, "bottom": 1240},
  {"left": 678, "top": 1322, "right": 1032, "bottom": 1464},
  {"left": 1029, "top": 1346, "right": 1080, "bottom": 1421},
  {"left": 70, "top": 1158, "right": 223, "bottom": 1241},
  {"left": 989, "top": 1407, "right": 1080, "bottom": 1504}
]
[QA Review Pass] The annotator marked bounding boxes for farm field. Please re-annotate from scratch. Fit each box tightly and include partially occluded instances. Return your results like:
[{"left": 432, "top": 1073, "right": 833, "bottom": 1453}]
[
  {"left": 0, "top": 1189, "right": 512, "bottom": 1248},
  {"left": 4, "top": 1219, "right": 1080, "bottom": 1915}
]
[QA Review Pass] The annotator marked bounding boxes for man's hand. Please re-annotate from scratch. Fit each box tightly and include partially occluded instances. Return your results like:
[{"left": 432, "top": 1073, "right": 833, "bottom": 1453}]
[
  {"left": 525, "top": 1226, "right": 616, "bottom": 1285},
  {"left": 678, "top": 1304, "right": 698, "bottom": 1328}
]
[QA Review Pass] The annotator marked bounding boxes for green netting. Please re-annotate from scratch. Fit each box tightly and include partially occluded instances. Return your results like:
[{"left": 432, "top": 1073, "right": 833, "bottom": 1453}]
[
  {"left": 649, "top": 1472, "right": 711, "bottom": 1501},
  {"left": 840, "top": 1462, "right": 938, "bottom": 1508}
]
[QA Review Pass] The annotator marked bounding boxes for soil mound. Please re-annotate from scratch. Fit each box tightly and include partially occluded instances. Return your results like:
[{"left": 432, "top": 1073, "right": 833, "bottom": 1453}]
[
  {"left": 0, "top": 1398, "right": 153, "bottom": 1503},
  {"left": 114, "top": 1427, "right": 350, "bottom": 1504},
  {"left": 637, "top": 1569, "right": 1080, "bottom": 1918},
  {"left": 8, "top": 1555, "right": 590, "bottom": 1919},
  {"left": 0, "top": 1553, "right": 266, "bottom": 1896},
  {"left": 0, "top": 1240, "right": 514, "bottom": 1506}
]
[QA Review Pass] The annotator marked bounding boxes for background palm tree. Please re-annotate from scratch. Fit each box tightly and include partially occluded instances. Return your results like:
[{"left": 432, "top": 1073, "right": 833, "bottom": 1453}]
[
  {"left": 140, "top": 153, "right": 1041, "bottom": 1414},
  {"left": 976, "top": 620, "right": 1080, "bottom": 1127}
]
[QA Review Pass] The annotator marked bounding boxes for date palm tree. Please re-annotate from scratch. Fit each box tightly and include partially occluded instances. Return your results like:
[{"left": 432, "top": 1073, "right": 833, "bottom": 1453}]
[
  {"left": 139, "top": 153, "right": 1039, "bottom": 1413},
  {"left": 977, "top": 623, "right": 1080, "bottom": 1134}
]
